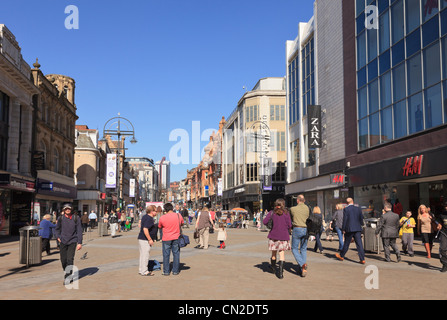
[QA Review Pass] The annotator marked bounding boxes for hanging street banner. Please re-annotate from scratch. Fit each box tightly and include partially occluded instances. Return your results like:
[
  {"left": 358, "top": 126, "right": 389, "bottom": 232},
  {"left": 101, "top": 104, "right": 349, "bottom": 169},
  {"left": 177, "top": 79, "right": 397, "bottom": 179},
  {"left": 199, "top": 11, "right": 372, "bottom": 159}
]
[
  {"left": 106, "top": 153, "right": 117, "bottom": 188},
  {"left": 129, "top": 178, "right": 135, "bottom": 198},
  {"left": 262, "top": 157, "right": 272, "bottom": 191},
  {"left": 308, "top": 105, "right": 322, "bottom": 149}
]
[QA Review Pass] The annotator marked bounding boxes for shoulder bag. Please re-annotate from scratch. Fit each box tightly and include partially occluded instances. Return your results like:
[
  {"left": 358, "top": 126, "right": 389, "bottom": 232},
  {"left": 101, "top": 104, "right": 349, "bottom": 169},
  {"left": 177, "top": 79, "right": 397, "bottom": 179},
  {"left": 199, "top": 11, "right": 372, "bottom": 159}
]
[{"left": 176, "top": 213, "right": 190, "bottom": 248}]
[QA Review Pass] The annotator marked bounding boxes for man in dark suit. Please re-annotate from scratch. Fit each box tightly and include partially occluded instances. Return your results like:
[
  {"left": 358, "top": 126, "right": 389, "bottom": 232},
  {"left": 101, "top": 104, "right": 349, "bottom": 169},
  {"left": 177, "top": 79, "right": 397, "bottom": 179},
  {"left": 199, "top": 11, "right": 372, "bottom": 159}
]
[
  {"left": 336, "top": 198, "right": 365, "bottom": 264},
  {"left": 376, "top": 202, "right": 401, "bottom": 262}
]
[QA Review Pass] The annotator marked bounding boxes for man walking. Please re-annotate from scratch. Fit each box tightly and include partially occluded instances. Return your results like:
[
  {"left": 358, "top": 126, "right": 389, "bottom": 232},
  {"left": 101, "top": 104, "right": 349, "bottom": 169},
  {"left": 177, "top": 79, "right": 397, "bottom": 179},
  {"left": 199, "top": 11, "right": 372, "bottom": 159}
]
[
  {"left": 109, "top": 210, "right": 118, "bottom": 238},
  {"left": 436, "top": 203, "right": 447, "bottom": 273},
  {"left": 376, "top": 202, "right": 401, "bottom": 262},
  {"left": 181, "top": 205, "right": 189, "bottom": 228},
  {"left": 158, "top": 203, "right": 184, "bottom": 276},
  {"left": 336, "top": 198, "right": 366, "bottom": 264},
  {"left": 88, "top": 210, "right": 97, "bottom": 230},
  {"left": 54, "top": 203, "right": 83, "bottom": 285},
  {"left": 290, "top": 194, "right": 310, "bottom": 277}
]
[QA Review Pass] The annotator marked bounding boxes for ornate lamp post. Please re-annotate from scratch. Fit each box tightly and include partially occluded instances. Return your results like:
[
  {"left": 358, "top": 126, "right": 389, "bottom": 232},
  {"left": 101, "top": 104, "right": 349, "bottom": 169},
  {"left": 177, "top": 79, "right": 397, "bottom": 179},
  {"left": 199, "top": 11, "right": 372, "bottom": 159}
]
[{"left": 101, "top": 114, "right": 137, "bottom": 209}]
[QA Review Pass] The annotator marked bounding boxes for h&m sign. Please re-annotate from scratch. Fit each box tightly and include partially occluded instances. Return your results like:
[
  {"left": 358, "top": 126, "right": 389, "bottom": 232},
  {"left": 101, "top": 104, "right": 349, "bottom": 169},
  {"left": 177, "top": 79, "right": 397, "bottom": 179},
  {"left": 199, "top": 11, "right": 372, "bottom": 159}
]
[{"left": 308, "top": 105, "right": 322, "bottom": 149}]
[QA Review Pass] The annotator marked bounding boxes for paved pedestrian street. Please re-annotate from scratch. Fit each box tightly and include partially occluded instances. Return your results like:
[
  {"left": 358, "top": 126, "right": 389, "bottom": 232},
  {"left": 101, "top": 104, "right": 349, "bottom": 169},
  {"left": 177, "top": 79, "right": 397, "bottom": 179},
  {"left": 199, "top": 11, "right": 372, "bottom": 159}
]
[{"left": 0, "top": 223, "right": 445, "bottom": 302}]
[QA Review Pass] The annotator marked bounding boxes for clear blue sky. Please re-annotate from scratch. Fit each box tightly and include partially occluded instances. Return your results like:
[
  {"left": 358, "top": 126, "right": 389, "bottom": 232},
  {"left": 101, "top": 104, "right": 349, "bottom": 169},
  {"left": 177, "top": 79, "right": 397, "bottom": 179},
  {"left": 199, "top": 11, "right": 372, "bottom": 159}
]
[{"left": 2, "top": 0, "right": 314, "bottom": 182}]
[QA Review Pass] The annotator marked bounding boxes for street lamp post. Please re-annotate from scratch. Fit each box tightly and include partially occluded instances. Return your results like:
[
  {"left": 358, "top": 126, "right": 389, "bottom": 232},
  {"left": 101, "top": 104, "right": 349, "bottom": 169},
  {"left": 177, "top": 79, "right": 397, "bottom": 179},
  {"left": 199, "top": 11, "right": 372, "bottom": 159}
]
[
  {"left": 248, "top": 120, "right": 271, "bottom": 215},
  {"left": 101, "top": 114, "right": 137, "bottom": 209}
]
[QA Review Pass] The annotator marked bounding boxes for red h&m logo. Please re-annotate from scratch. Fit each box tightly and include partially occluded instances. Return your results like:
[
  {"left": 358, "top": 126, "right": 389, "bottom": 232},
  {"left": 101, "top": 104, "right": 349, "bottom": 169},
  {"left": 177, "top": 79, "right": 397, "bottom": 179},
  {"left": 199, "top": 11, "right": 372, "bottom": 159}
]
[{"left": 402, "top": 155, "right": 424, "bottom": 177}]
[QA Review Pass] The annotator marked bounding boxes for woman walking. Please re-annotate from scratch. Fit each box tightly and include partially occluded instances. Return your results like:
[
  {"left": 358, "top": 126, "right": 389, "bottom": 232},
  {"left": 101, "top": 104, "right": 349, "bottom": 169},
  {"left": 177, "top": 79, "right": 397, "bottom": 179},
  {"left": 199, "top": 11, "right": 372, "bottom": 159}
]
[
  {"left": 263, "top": 199, "right": 292, "bottom": 279},
  {"left": 312, "top": 206, "right": 324, "bottom": 254},
  {"left": 39, "top": 214, "right": 56, "bottom": 255},
  {"left": 418, "top": 204, "right": 435, "bottom": 258},
  {"left": 331, "top": 203, "right": 344, "bottom": 252},
  {"left": 195, "top": 207, "right": 214, "bottom": 249}
]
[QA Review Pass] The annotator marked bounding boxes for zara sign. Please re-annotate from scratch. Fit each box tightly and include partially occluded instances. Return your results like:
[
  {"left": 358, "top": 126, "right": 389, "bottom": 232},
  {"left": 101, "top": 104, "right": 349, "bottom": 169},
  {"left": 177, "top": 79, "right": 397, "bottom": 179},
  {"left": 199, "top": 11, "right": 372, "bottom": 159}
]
[{"left": 308, "top": 105, "right": 322, "bottom": 149}]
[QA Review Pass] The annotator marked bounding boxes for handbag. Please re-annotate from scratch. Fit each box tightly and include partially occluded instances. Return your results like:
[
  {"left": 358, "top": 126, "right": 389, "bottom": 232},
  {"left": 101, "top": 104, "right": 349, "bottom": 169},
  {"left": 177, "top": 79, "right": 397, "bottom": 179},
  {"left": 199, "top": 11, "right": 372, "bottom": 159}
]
[
  {"left": 176, "top": 213, "right": 190, "bottom": 248},
  {"left": 194, "top": 229, "right": 200, "bottom": 240},
  {"left": 266, "top": 213, "right": 273, "bottom": 230}
]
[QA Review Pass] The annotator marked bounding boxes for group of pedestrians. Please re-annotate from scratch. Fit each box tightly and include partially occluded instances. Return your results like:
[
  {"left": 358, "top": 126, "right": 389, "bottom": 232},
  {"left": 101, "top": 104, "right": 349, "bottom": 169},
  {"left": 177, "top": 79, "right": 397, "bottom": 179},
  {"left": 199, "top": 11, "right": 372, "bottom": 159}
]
[
  {"left": 262, "top": 195, "right": 447, "bottom": 279},
  {"left": 138, "top": 203, "right": 184, "bottom": 276},
  {"left": 40, "top": 197, "right": 447, "bottom": 285}
]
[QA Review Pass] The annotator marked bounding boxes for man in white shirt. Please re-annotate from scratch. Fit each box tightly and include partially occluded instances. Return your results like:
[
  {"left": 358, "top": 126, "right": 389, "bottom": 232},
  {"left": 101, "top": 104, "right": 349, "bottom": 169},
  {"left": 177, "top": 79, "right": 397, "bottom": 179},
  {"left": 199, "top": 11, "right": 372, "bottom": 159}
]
[{"left": 88, "top": 210, "right": 98, "bottom": 229}]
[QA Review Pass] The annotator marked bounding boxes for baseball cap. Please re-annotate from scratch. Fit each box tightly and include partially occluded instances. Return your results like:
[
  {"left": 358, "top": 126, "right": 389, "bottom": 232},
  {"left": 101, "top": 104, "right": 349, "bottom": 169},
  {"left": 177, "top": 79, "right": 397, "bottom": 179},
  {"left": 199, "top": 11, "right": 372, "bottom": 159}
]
[{"left": 62, "top": 203, "right": 73, "bottom": 210}]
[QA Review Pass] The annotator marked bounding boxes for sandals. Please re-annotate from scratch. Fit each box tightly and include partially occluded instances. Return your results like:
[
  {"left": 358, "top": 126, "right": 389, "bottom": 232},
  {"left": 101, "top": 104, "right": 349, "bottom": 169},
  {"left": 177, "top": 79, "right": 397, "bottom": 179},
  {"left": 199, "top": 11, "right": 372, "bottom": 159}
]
[{"left": 141, "top": 271, "right": 155, "bottom": 276}]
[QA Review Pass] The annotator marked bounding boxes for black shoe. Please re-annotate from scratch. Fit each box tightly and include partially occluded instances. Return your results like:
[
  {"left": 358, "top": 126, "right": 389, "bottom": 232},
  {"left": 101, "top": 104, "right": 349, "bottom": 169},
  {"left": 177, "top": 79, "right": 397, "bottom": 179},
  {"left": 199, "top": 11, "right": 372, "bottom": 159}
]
[{"left": 441, "top": 265, "right": 447, "bottom": 273}]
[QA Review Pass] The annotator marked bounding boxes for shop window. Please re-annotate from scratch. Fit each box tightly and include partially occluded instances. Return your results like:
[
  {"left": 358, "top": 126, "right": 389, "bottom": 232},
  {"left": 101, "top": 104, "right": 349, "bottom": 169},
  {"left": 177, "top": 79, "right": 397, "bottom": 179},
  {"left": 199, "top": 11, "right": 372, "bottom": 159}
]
[
  {"left": 368, "top": 58, "right": 378, "bottom": 82},
  {"left": 380, "top": 71, "right": 392, "bottom": 108},
  {"left": 358, "top": 86, "right": 368, "bottom": 119},
  {"left": 422, "top": 0, "right": 439, "bottom": 23},
  {"left": 408, "top": 92, "right": 424, "bottom": 134},
  {"left": 406, "top": 0, "right": 421, "bottom": 34},
  {"left": 369, "top": 79, "right": 379, "bottom": 114},
  {"left": 380, "top": 106, "right": 393, "bottom": 143},
  {"left": 369, "top": 112, "right": 380, "bottom": 147},
  {"left": 358, "top": 66, "right": 367, "bottom": 88},
  {"left": 423, "top": 16, "right": 439, "bottom": 47},
  {"left": 424, "top": 83, "right": 443, "bottom": 129},
  {"left": 358, "top": 31, "right": 367, "bottom": 70},
  {"left": 379, "top": 11, "right": 390, "bottom": 53},
  {"left": 424, "top": 41, "right": 441, "bottom": 88},
  {"left": 368, "top": 27, "right": 378, "bottom": 62},
  {"left": 442, "top": 37, "right": 447, "bottom": 79},
  {"left": 393, "top": 100, "right": 408, "bottom": 138},
  {"left": 406, "top": 28, "right": 421, "bottom": 58},
  {"left": 379, "top": 49, "right": 391, "bottom": 74},
  {"left": 393, "top": 62, "right": 406, "bottom": 102},
  {"left": 391, "top": 0, "right": 404, "bottom": 45},
  {"left": 292, "top": 140, "right": 300, "bottom": 172},
  {"left": 356, "top": 0, "right": 365, "bottom": 17},
  {"left": 392, "top": 39, "right": 405, "bottom": 66},
  {"left": 359, "top": 118, "right": 369, "bottom": 150},
  {"left": 407, "top": 53, "right": 422, "bottom": 95}
]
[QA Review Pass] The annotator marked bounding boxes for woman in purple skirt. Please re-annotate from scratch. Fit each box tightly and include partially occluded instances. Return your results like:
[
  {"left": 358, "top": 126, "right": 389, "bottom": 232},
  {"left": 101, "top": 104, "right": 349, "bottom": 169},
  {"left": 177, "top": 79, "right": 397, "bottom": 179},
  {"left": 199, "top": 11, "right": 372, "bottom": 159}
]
[{"left": 263, "top": 198, "right": 292, "bottom": 279}]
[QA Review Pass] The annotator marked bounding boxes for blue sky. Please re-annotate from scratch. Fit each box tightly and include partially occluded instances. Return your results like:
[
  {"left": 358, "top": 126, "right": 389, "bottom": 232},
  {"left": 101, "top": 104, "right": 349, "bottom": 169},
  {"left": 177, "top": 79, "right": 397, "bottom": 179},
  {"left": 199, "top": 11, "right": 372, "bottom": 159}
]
[{"left": 2, "top": 0, "right": 314, "bottom": 182}]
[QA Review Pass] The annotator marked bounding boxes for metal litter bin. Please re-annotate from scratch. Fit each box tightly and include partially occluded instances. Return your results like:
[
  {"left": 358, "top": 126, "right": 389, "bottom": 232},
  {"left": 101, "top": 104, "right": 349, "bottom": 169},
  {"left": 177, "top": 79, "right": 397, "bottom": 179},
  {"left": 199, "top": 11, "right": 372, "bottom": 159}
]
[
  {"left": 19, "top": 226, "right": 42, "bottom": 267},
  {"left": 363, "top": 218, "right": 383, "bottom": 254},
  {"left": 98, "top": 221, "right": 108, "bottom": 237}
]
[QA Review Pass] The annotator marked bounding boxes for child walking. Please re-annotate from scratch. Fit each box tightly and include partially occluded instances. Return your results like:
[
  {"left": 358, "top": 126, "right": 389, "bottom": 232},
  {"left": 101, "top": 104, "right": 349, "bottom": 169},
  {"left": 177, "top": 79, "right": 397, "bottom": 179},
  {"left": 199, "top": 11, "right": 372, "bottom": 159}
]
[{"left": 217, "top": 223, "right": 227, "bottom": 249}]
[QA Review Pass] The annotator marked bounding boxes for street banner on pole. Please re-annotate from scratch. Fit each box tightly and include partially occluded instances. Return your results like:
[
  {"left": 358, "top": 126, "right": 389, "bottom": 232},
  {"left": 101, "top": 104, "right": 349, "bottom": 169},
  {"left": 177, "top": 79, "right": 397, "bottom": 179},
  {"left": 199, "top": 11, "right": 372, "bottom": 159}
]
[
  {"left": 129, "top": 179, "right": 135, "bottom": 198},
  {"left": 106, "top": 154, "right": 117, "bottom": 188}
]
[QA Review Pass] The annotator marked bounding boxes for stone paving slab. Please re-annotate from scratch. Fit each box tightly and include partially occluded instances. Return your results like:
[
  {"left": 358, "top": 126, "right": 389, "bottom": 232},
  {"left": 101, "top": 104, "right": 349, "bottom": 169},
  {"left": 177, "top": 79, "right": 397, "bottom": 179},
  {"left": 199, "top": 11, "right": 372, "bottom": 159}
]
[{"left": 0, "top": 223, "right": 446, "bottom": 301}]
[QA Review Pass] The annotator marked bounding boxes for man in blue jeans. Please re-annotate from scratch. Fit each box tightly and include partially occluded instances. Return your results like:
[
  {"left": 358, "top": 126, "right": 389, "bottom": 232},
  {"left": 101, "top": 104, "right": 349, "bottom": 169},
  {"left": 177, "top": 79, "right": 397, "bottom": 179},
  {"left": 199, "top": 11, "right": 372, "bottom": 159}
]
[
  {"left": 290, "top": 195, "right": 310, "bottom": 277},
  {"left": 158, "top": 203, "right": 183, "bottom": 275}
]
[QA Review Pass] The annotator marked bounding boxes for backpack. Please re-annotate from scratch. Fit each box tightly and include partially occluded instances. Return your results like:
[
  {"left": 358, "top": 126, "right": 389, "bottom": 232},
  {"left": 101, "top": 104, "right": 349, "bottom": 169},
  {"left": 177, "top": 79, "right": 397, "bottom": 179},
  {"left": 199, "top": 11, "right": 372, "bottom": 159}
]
[
  {"left": 306, "top": 210, "right": 322, "bottom": 236},
  {"left": 58, "top": 213, "right": 78, "bottom": 225}
]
